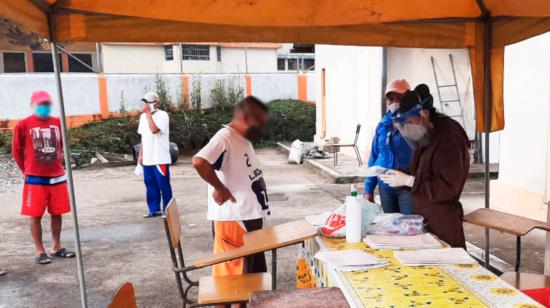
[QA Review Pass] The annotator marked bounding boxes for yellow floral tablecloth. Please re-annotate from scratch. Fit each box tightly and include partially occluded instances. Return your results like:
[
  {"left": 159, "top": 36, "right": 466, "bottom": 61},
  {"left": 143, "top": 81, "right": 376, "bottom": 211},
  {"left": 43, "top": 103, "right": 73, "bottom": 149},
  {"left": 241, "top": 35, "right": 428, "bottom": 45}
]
[{"left": 300, "top": 236, "right": 543, "bottom": 308}]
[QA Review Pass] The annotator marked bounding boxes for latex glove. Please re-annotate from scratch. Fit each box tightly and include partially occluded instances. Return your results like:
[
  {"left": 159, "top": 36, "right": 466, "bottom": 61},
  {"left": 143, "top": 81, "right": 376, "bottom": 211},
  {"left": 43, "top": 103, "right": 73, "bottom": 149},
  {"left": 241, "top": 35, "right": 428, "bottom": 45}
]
[{"left": 379, "top": 169, "right": 415, "bottom": 187}]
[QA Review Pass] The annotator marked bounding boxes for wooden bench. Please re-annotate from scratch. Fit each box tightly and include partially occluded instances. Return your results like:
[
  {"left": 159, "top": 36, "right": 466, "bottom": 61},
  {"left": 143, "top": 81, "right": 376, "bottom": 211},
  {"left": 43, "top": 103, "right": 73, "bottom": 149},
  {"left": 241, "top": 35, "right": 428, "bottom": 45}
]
[{"left": 463, "top": 208, "right": 550, "bottom": 271}]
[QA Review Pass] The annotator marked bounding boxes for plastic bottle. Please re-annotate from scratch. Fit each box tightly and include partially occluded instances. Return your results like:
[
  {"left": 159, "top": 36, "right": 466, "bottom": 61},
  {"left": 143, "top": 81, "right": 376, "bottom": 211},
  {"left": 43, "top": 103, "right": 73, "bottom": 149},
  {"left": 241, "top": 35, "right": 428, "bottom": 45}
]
[{"left": 345, "top": 183, "right": 362, "bottom": 243}]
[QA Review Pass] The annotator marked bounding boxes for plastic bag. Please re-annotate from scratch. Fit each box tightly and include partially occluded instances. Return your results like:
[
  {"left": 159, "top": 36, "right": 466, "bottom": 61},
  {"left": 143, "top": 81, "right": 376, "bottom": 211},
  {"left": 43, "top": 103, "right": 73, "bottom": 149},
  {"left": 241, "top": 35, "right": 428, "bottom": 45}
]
[
  {"left": 366, "top": 214, "right": 424, "bottom": 235},
  {"left": 318, "top": 196, "right": 383, "bottom": 238},
  {"left": 288, "top": 139, "right": 305, "bottom": 164},
  {"left": 134, "top": 164, "right": 143, "bottom": 176},
  {"left": 319, "top": 204, "right": 346, "bottom": 237}
]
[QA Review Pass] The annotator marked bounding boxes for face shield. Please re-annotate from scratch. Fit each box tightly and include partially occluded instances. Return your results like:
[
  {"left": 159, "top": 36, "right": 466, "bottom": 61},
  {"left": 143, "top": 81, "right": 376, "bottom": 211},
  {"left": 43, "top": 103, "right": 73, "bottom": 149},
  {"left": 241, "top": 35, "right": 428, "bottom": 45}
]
[{"left": 391, "top": 99, "right": 430, "bottom": 149}]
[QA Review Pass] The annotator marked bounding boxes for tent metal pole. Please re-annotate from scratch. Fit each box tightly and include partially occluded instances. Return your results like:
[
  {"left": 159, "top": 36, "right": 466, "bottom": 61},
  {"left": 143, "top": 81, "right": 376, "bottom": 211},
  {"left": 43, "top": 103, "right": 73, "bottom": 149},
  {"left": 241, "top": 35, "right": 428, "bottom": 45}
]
[
  {"left": 48, "top": 17, "right": 88, "bottom": 308},
  {"left": 482, "top": 17, "right": 493, "bottom": 269}
]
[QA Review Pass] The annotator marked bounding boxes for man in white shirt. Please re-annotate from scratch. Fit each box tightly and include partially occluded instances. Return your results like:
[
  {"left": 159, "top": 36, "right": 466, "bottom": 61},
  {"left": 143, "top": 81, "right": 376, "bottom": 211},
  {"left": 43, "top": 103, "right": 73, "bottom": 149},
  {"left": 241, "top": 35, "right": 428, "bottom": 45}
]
[
  {"left": 193, "top": 96, "right": 269, "bottom": 276},
  {"left": 138, "top": 92, "right": 173, "bottom": 218}
]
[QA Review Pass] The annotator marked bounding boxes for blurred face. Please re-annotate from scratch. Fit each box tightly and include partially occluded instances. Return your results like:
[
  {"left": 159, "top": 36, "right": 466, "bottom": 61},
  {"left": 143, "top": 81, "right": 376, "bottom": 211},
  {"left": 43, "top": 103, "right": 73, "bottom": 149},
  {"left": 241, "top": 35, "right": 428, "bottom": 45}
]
[
  {"left": 237, "top": 103, "right": 268, "bottom": 140},
  {"left": 386, "top": 92, "right": 404, "bottom": 113}
]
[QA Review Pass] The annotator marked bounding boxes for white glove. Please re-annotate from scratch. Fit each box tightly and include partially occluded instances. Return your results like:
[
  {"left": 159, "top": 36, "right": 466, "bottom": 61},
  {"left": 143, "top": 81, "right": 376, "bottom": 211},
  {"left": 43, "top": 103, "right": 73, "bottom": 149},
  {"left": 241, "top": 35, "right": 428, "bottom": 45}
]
[{"left": 379, "top": 169, "right": 415, "bottom": 187}]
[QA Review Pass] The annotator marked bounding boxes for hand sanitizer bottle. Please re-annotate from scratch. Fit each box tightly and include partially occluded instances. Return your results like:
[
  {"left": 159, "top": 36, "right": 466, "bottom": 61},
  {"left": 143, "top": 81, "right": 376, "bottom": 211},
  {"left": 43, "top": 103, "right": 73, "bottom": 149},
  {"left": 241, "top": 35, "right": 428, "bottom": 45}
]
[{"left": 346, "top": 183, "right": 362, "bottom": 243}]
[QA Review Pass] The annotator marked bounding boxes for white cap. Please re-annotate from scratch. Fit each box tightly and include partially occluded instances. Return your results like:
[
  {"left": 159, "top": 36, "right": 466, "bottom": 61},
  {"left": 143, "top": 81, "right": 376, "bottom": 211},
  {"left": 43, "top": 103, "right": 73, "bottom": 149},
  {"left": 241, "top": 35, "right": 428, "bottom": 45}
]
[{"left": 142, "top": 91, "right": 159, "bottom": 103}]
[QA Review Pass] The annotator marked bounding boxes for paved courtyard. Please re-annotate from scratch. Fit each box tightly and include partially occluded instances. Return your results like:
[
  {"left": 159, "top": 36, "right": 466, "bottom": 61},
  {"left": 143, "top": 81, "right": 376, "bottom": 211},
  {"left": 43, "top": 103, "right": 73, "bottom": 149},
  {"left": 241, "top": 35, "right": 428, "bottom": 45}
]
[{"left": 0, "top": 148, "right": 547, "bottom": 307}]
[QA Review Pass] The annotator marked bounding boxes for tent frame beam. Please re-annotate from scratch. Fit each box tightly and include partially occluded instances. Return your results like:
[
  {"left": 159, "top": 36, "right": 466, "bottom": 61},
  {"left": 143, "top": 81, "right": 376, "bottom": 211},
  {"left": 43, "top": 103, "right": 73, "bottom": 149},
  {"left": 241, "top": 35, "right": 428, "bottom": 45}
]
[
  {"left": 47, "top": 12, "right": 88, "bottom": 308},
  {"left": 475, "top": 0, "right": 493, "bottom": 270}
]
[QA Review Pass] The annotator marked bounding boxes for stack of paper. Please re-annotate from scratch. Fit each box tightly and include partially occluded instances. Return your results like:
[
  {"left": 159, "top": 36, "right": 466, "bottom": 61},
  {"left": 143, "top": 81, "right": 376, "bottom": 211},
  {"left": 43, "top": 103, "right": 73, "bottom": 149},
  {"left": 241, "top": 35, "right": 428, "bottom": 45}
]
[
  {"left": 363, "top": 233, "right": 442, "bottom": 250},
  {"left": 394, "top": 248, "right": 475, "bottom": 266},
  {"left": 314, "top": 249, "right": 389, "bottom": 272}
]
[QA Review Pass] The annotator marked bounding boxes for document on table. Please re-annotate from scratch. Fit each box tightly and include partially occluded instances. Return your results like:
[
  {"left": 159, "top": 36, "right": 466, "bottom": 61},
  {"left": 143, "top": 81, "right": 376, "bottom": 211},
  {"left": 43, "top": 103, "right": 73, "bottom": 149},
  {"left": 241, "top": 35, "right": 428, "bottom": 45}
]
[
  {"left": 314, "top": 249, "right": 389, "bottom": 272},
  {"left": 363, "top": 233, "right": 442, "bottom": 250},
  {"left": 394, "top": 248, "right": 475, "bottom": 266}
]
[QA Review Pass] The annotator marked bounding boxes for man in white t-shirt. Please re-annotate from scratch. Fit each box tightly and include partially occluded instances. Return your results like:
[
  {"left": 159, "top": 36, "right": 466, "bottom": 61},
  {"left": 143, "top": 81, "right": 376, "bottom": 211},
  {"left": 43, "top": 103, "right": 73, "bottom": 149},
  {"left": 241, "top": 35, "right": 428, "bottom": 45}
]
[
  {"left": 193, "top": 96, "right": 269, "bottom": 276},
  {"left": 137, "top": 91, "right": 173, "bottom": 218}
]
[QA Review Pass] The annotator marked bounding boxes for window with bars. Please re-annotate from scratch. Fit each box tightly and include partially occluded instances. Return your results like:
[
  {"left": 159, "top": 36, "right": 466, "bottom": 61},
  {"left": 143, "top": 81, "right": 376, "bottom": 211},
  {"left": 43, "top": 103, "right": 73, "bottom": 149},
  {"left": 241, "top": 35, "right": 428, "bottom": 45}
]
[
  {"left": 216, "top": 46, "right": 222, "bottom": 62},
  {"left": 32, "top": 52, "right": 63, "bottom": 72},
  {"left": 3, "top": 52, "right": 26, "bottom": 73},
  {"left": 303, "top": 58, "right": 315, "bottom": 70},
  {"left": 68, "top": 53, "right": 93, "bottom": 72},
  {"left": 182, "top": 45, "right": 210, "bottom": 61},
  {"left": 164, "top": 45, "right": 174, "bottom": 61},
  {"left": 277, "top": 58, "right": 286, "bottom": 71},
  {"left": 287, "top": 58, "right": 298, "bottom": 71}
]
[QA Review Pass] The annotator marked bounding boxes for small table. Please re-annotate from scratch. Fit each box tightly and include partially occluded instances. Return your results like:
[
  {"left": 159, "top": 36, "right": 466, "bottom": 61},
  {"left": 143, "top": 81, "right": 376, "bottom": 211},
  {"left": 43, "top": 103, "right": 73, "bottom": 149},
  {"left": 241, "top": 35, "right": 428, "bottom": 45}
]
[
  {"left": 193, "top": 220, "right": 318, "bottom": 289},
  {"left": 464, "top": 208, "right": 550, "bottom": 271},
  {"left": 303, "top": 236, "right": 542, "bottom": 307}
]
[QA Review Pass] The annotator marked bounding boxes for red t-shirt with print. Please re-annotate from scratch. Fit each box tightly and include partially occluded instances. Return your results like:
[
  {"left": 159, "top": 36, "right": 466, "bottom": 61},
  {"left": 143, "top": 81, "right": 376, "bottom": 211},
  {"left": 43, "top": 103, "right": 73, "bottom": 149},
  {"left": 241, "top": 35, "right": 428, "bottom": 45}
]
[{"left": 12, "top": 115, "right": 65, "bottom": 177}]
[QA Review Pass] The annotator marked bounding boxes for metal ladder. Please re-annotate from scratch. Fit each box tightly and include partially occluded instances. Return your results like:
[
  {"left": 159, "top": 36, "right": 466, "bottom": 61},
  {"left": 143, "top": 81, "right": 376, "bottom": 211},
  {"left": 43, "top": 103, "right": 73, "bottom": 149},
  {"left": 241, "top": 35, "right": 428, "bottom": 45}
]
[{"left": 430, "top": 54, "right": 466, "bottom": 127}]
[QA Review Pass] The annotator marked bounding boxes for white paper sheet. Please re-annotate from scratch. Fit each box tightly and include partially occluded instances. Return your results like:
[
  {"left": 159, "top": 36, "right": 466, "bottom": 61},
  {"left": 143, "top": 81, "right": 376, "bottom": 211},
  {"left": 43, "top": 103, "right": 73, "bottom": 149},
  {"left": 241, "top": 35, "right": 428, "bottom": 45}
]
[
  {"left": 314, "top": 249, "right": 389, "bottom": 272},
  {"left": 394, "top": 248, "right": 475, "bottom": 266},
  {"left": 363, "top": 233, "right": 442, "bottom": 250}
]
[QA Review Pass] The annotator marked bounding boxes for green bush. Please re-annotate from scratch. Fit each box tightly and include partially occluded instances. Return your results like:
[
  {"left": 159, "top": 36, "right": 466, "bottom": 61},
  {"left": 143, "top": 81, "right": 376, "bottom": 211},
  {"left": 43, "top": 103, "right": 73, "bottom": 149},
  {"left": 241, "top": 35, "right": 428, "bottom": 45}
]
[
  {"left": 259, "top": 99, "right": 316, "bottom": 147},
  {"left": 0, "top": 130, "right": 13, "bottom": 155},
  {"left": 0, "top": 99, "right": 315, "bottom": 162},
  {"left": 68, "top": 116, "right": 141, "bottom": 164},
  {"left": 210, "top": 78, "right": 245, "bottom": 111}
]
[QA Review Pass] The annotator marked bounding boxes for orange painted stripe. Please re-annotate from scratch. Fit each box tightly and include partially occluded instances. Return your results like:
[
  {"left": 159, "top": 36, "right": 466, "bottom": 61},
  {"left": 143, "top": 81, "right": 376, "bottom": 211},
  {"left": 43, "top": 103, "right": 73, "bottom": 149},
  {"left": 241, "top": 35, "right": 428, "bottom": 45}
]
[
  {"left": 245, "top": 75, "right": 252, "bottom": 96},
  {"left": 61, "top": 53, "right": 69, "bottom": 73},
  {"left": 180, "top": 75, "right": 190, "bottom": 110},
  {"left": 321, "top": 69, "right": 327, "bottom": 138},
  {"left": 297, "top": 73, "right": 308, "bottom": 101},
  {"left": 98, "top": 74, "right": 109, "bottom": 119},
  {"left": 25, "top": 51, "right": 34, "bottom": 72}
]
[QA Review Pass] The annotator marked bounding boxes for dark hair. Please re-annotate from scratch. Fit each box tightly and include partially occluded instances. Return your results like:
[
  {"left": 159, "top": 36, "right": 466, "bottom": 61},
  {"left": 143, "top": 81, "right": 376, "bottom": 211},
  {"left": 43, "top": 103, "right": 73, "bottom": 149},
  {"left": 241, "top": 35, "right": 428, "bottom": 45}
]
[
  {"left": 235, "top": 95, "right": 269, "bottom": 113},
  {"left": 398, "top": 84, "right": 445, "bottom": 120}
]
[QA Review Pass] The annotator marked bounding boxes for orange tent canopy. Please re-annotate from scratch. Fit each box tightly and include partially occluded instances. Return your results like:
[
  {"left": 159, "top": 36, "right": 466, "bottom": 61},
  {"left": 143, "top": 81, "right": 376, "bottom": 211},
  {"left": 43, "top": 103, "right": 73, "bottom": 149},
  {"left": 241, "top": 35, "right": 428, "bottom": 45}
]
[{"left": 2, "top": 0, "right": 550, "bottom": 131}]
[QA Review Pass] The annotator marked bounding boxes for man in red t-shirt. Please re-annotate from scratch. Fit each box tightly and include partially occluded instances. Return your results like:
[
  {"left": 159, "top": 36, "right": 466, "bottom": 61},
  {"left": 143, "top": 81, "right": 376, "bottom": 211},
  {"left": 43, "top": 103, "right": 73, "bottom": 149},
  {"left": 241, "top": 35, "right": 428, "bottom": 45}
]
[{"left": 12, "top": 90, "right": 75, "bottom": 265}]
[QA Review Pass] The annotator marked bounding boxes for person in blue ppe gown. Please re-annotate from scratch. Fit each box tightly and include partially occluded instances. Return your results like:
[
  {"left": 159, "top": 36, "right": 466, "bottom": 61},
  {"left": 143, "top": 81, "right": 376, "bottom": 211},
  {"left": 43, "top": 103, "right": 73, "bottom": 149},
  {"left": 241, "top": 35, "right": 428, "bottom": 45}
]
[{"left": 364, "top": 79, "right": 414, "bottom": 214}]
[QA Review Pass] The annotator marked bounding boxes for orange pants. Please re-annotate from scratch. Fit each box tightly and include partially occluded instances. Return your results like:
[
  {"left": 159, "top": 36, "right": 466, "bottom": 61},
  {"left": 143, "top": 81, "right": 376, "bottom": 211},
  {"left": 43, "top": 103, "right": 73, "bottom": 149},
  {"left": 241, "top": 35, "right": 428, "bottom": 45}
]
[{"left": 212, "top": 221, "right": 246, "bottom": 276}]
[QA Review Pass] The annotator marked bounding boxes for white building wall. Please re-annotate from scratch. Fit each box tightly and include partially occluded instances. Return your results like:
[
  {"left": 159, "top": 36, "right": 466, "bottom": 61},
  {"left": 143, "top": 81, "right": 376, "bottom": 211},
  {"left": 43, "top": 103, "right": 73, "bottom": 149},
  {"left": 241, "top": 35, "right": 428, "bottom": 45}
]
[
  {"left": 0, "top": 74, "right": 100, "bottom": 118},
  {"left": 489, "top": 32, "right": 550, "bottom": 220},
  {"left": 102, "top": 44, "right": 278, "bottom": 74},
  {"left": 102, "top": 44, "right": 181, "bottom": 74},
  {"left": 221, "top": 48, "right": 277, "bottom": 73},
  {"left": 314, "top": 45, "right": 383, "bottom": 156}
]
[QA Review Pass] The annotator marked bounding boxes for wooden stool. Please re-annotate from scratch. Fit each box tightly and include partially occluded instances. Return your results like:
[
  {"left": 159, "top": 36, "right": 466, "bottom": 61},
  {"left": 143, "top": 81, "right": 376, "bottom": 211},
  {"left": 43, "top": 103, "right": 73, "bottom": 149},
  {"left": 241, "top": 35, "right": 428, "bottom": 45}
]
[
  {"left": 464, "top": 208, "right": 550, "bottom": 271},
  {"left": 249, "top": 287, "right": 350, "bottom": 308}
]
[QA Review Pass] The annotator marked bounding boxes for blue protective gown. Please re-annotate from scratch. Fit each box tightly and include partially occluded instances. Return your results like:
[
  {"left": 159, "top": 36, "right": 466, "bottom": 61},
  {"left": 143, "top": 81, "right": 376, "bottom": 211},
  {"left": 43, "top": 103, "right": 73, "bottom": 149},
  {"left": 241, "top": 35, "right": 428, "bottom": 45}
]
[{"left": 364, "top": 112, "right": 413, "bottom": 195}]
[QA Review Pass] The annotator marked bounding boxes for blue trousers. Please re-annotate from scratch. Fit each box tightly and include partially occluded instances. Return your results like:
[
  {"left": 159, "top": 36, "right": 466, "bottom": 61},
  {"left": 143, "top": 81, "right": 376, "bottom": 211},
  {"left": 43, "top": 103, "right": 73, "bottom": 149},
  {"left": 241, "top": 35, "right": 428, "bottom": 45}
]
[
  {"left": 379, "top": 187, "right": 413, "bottom": 215},
  {"left": 143, "top": 164, "right": 173, "bottom": 214}
]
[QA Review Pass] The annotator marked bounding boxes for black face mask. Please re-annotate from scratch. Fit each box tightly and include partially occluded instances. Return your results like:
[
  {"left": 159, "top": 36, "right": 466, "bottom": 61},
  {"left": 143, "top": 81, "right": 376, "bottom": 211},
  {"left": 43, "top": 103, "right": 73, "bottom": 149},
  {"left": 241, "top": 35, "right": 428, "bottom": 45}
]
[{"left": 245, "top": 126, "right": 264, "bottom": 141}]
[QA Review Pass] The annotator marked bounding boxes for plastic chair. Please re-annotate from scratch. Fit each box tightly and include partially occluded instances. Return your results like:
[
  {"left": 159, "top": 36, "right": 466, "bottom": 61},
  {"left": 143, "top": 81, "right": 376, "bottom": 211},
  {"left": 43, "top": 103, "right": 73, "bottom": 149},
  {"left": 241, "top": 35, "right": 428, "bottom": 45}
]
[{"left": 108, "top": 282, "right": 137, "bottom": 308}]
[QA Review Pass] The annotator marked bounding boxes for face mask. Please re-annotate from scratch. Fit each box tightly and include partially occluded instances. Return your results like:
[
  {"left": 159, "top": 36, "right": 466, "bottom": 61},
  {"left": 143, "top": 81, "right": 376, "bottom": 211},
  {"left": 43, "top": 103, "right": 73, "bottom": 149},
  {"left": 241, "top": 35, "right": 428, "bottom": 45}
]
[
  {"left": 245, "top": 126, "right": 264, "bottom": 141},
  {"left": 403, "top": 118, "right": 428, "bottom": 141},
  {"left": 34, "top": 105, "right": 51, "bottom": 118},
  {"left": 148, "top": 103, "right": 157, "bottom": 113},
  {"left": 387, "top": 102, "right": 400, "bottom": 113}
]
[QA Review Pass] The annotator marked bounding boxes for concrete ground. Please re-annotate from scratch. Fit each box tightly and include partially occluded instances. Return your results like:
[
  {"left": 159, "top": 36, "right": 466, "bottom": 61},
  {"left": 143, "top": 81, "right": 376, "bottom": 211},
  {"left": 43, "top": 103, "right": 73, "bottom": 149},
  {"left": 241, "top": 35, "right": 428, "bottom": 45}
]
[{"left": 0, "top": 148, "right": 547, "bottom": 307}]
